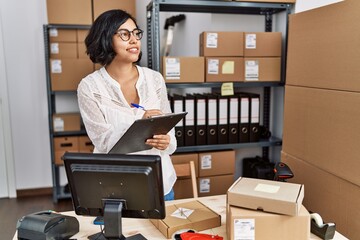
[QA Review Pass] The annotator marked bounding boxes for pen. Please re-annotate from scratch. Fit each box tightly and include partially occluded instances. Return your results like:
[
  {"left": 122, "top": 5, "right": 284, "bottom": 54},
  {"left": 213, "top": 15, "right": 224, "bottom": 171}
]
[{"left": 131, "top": 103, "right": 146, "bottom": 110}]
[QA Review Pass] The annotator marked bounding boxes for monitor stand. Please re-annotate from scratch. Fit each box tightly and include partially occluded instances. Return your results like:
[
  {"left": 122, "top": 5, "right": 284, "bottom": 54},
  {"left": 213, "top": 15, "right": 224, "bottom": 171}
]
[{"left": 88, "top": 200, "right": 147, "bottom": 240}]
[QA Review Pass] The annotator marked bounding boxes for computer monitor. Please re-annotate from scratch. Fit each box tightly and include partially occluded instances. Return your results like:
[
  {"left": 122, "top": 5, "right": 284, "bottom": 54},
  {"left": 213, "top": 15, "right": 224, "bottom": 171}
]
[{"left": 62, "top": 152, "right": 166, "bottom": 240}]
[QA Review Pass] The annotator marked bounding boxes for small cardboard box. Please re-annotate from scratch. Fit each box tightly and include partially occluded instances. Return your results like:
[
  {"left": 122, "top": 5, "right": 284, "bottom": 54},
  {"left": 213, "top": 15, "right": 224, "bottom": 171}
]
[
  {"left": 53, "top": 136, "right": 79, "bottom": 165},
  {"left": 93, "top": 0, "right": 136, "bottom": 22},
  {"left": 49, "top": 42, "right": 77, "bottom": 59},
  {"left": 47, "top": 0, "right": 92, "bottom": 25},
  {"left": 244, "top": 57, "right": 281, "bottom": 82},
  {"left": 200, "top": 31, "right": 244, "bottom": 57},
  {"left": 244, "top": 32, "right": 282, "bottom": 57},
  {"left": 205, "top": 57, "right": 244, "bottom": 82},
  {"left": 198, "top": 150, "right": 235, "bottom": 177},
  {"left": 52, "top": 113, "right": 81, "bottom": 132},
  {"left": 227, "top": 177, "right": 304, "bottom": 216},
  {"left": 151, "top": 200, "right": 221, "bottom": 238},
  {"left": 226, "top": 204, "right": 310, "bottom": 240},
  {"left": 78, "top": 136, "right": 94, "bottom": 153},
  {"left": 198, "top": 174, "right": 235, "bottom": 197},
  {"left": 162, "top": 57, "right": 205, "bottom": 83},
  {"left": 49, "top": 29, "right": 77, "bottom": 43}
]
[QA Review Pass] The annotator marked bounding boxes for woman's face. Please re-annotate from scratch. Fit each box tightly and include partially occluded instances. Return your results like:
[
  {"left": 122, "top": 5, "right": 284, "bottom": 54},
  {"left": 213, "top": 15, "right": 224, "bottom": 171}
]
[{"left": 112, "top": 19, "right": 142, "bottom": 64}]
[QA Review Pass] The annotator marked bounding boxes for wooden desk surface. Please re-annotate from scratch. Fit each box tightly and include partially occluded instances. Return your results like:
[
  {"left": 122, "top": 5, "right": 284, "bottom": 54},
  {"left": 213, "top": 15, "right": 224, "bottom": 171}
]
[{"left": 13, "top": 195, "right": 348, "bottom": 240}]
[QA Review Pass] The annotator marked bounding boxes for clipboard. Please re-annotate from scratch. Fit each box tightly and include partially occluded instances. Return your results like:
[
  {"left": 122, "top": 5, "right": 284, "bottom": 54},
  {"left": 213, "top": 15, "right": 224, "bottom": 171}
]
[{"left": 109, "top": 112, "right": 187, "bottom": 154}]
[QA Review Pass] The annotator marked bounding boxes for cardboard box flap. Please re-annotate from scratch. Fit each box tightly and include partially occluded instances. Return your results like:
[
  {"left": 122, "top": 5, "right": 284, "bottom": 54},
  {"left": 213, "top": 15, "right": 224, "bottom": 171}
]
[{"left": 228, "top": 177, "right": 304, "bottom": 216}]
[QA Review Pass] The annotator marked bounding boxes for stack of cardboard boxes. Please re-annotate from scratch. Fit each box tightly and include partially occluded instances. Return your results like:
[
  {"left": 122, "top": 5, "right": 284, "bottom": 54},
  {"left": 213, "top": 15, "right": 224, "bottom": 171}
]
[
  {"left": 162, "top": 31, "right": 282, "bottom": 83},
  {"left": 172, "top": 151, "right": 236, "bottom": 199},
  {"left": 281, "top": 1, "right": 360, "bottom": 239}
]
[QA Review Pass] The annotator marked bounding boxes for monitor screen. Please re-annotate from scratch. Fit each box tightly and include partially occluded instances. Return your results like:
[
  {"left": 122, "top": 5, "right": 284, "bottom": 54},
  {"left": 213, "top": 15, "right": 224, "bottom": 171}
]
[{"left": 63, "top": 152, "right": 165, "bottom": 240}]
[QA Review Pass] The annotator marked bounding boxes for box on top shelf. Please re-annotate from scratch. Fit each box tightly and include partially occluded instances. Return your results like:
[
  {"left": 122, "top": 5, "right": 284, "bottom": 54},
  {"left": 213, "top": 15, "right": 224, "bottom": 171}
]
[
  {"left": 227, "top": 177, "right": 304, "bottom": 216},
  {"left": 227, "top": 204, "right": 310, "bottom": 240},
  {"left": 205, "top": 57, "right": 244, "bottom": 82},
  {"left": 93, "top": 0, "right": 136, "bottom": 21},
  {"left": 200, "top": 32, "right": 244, "bottom": 57},
  {"left": 244, "top": 57, "right": 281, "bottom": 82},
  {"left": 162, "top": 57, "right": 205, "bottom": 83},
  {"left": 46, "top": 0, "right": 92, "bottom": 25},
  {"left": 244, "top": 32, "right": 282, "bottom": 57}
]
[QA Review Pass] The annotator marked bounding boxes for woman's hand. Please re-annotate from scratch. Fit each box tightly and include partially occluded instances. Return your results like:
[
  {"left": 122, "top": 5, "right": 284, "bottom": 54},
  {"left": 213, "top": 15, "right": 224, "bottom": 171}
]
[
  {"left": 146, "top": 134, "right": 170, "bottom": 151},
  {"left": 142, "top": 109, "right": 163, "bottom": 119}
]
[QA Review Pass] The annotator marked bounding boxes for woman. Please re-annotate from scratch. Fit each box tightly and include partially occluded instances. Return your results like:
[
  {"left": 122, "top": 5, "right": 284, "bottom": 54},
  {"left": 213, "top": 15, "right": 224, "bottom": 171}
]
[{"left": 77, "top": 9, "right": 176, "bottom": 200}]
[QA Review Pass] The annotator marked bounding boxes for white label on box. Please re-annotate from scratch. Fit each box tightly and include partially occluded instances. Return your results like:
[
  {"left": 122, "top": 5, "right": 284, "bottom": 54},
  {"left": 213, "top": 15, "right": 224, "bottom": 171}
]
[
  {"left": 50, "top": 43, "right": 59, "bottom": 54},
  {"left": 208, "top": 59, "right": 219, "bottom": 74},
  {"left": 51, "top": 60, "right": 62, "bottom": 73},
  {"left": 206, "top": 33, "right": 218, "bottom": 48},
  {"left": 234, "top": 219, "right": 255, "bottom": 240},
  {"left": 49, "top": 28, "right": 58, "bottom": 37},
  {"left": 199, "top": 178, "right": 210, "bottom": 193},
  {"left": 201, "top": 155, "right": 212, "bottom": 169},
  {"left": 245, "top": 60, "right": 259, "bottom": 81},
  {"left": 165, "top": 58, "right": 180, "bottom": 79},
  {"left": 245, "top": 33, "right": 256, "bottom": 49},
  {"left": 171, "top": 208, "right": 194, "bottom": 219},
  {"left": 255, "top": 183, "right": 280, "bottom": 194},
  {"left": 53, "top": 117, "right": 64, "bottom": 132}
]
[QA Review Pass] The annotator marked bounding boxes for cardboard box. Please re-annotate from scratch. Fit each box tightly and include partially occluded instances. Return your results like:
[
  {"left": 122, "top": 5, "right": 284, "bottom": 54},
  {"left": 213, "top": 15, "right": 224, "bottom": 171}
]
[
  {"left": 198, "top": 151, "right": 235, "bottom": 177},
  {"left": 227, "top": 177, "right": 304, "bottom": 216},
  {"left": 93, "top": 0, "right": 136, "bottom": 21},
  {"left": 77, "top": 29, "right": 89, "bottom": 42},
  {"left": 77, "top": 43, "right": 88, "bottom": 59},
  {"left": 198, "top": 174, "right": 234, "bottom": 197},
  {"left": 205, "top": 57, "right": 244, "bottom": 82},
  {"left": 172, "top": 153, "right": 199, "bottom": 177},
  {"left": 227, "top": 204, "right": 310, "bottom": 240},
  {"left": 48, "top": 29, "right": 77, "bottom": 43},
  {"left": 49, "top": 43, "right": 77, "bottom": 59},
  {"left": 50, "top": 58, "right": 94, "bottom": 91},
  {"left": 286, "top": 1, "right": 360, "bottom": 92},
  {"left": 162, "top": 57, "right": 205, "bottom": 83},
  {"left": 78, "top": 136, "right": 94, "bottom": 153},
  {"left": 151, "top": 200, "right": 221, "bottom": 238},
  {"left": 52, "top": 113, "right": 81, "bottom": 132},
  {"left": 47, "top": 0, "right": 92, "bottom": 25},
  {"left": 281, "top": 151, "right": 359, "bottom": 240},
  {"left": 244, "top": 32, "right": 282, "bottom": 57},
  {"left": 53, "top": 136, "right": 79, "bottom": 165},
  {"left": 200, "top": 31, "right": 244, "bottom": 57},
  {"left": 283, "top": 85, "right": 360, "bottom": 187},
  {"left": 244, "top": 57, "right": 281, "bottom": 82}
]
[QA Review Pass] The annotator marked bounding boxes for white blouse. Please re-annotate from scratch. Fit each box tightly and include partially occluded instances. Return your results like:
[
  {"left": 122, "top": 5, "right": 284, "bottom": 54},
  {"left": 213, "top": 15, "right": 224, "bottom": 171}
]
[{"left": 77, "top": 65, "right": 177, "bottom": 195}]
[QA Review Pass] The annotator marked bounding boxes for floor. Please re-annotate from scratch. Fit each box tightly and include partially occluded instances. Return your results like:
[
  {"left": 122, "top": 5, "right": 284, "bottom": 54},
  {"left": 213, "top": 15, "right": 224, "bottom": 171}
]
[{"left": 0, "top": 195, "right": 73, "bottom": 240}]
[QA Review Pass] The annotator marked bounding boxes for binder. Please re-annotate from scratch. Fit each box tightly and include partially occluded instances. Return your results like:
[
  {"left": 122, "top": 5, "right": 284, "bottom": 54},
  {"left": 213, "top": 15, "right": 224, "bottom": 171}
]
[
  {"left": 172, "top": 94, "right": 185, "bottom": 147},
  {"left": 248, "top": 93, "right": 260, "bottom": 142},
  {"left": 206, "top": 94, "right": 218, "bottom": 145},
  {"left": 228, "top": 94, "right": 239, "bottom": 143},
  {"left": 238, "top": 93, "right": 250, "bottom": 143},
  {"left": 216, "top": 94, "right": 229, "bottom": 144},
  {"left": 194, "top": 94, "right": 207, "bottom": 145},
  {"left": 184, "top": 94, "right": 196, "bottom": 146}
]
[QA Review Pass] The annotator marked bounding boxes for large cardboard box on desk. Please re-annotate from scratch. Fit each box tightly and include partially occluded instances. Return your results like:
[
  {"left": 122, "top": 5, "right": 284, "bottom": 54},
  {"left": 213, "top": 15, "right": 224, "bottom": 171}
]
[
  {"left": 162, "top": 57, "right": 204, "bottom": 83},
  {"left": 226, "top": 204, "right": 310, "bottom": 240},
  {"left": 151, "top": 200, "right": 221, "bottom": 238},
  {"left": 227, "top": 177, "right": 304, "bottom": 216}
]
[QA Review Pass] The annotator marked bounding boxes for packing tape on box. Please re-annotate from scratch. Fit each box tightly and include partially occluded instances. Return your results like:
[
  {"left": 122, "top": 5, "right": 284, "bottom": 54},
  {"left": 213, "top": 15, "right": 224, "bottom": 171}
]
[{"left": 310, "top": 213, "right": 324, "bottom": 227}]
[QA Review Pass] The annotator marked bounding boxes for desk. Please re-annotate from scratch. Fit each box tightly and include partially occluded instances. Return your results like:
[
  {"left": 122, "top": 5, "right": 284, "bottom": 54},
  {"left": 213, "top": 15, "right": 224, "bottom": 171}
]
[{"left": 13, "top": 195, "right": 348, "bottom": 240}]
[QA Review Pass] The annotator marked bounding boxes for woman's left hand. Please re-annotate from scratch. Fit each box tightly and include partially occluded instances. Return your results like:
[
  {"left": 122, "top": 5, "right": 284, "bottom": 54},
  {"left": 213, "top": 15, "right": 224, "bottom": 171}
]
[{"left": 146, "top": 134, "right": 170, "bottom": 150}]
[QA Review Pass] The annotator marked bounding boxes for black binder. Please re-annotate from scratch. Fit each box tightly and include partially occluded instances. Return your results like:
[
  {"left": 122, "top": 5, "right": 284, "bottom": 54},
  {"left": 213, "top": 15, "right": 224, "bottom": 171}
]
[
  {"left": 248, "top": 93, "right": 260, "bottom": 142},
  {"left": 206, "top": 93, "right": 218, "bottom": 145},
  {"left": 172, "top": 94, "right": 185, "bottom": 147},
  {"left": 194, "top": 93, "right": 207, "bottom": 145},
  {"left": 238, "top": 93, "right": 250, "bottom": 143},
  {"left": 228, "top": 94, "right": 239, "bottom": 143},
  {"left": 216, "top": 94, "right": 229, "bottom": 144},
  {"left": 184, "top": 94, "right": 196, "bottom": 146}
]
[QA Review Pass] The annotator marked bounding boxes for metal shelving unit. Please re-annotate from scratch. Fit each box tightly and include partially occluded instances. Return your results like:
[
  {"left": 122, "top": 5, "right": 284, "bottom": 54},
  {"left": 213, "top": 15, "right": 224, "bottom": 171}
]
[
  {"left": 146, "top": 0, "right": 293, "bottom": 157},
  {"left": 43, "top": 24, "right": 91, "bottom": 202}
]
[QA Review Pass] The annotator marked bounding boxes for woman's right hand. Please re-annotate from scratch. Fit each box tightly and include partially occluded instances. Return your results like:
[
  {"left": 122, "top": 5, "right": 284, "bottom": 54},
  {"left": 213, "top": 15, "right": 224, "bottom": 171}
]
[{"left": 142, "top": 109, "right": 163, "bottom": 119}]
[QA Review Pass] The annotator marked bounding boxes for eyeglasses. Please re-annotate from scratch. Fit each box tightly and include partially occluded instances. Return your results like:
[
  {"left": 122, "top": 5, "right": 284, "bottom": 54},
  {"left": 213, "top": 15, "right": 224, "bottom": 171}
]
[{"left": 115, "top": 28, "right": 144, "bottom": 41}]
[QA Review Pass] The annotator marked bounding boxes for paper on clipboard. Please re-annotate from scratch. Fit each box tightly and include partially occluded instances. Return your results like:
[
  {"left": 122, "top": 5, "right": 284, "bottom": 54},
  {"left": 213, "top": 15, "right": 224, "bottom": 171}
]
[{"left": 109, "top": 112, "right": 187, "bottom": 154}]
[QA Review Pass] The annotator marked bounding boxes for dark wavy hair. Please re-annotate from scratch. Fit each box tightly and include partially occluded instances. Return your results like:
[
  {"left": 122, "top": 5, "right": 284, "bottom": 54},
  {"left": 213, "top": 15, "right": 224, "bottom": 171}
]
[{"left": 85, "top": 9, "right": 142, "bottom": 66}]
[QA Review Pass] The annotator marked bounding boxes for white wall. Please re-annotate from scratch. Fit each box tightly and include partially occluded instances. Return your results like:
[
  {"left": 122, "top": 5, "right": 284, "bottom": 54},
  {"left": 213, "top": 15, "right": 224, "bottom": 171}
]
[{"left": 0, "top": 0, "right": 343, "bottom": 193}]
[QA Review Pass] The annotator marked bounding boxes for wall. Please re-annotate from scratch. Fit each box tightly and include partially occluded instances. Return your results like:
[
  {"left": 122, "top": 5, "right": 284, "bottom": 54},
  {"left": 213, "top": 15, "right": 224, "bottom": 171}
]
[{"left": 0, "top": 0, "right": 341, "bottom": 193}]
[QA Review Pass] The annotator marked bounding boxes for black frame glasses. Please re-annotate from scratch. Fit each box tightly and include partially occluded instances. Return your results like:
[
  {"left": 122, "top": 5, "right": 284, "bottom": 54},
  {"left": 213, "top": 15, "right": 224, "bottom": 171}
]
[{"left": 115, "top": 28, "right": 144, "bottom": 41}]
